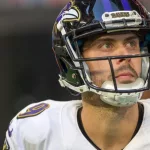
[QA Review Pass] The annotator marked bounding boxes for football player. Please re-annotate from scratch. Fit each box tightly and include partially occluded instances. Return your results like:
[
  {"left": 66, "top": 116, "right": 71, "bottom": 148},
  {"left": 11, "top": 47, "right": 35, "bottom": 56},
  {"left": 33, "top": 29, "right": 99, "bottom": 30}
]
[{"left": 3, "top": 0, "right": 150, "bottom": 150}]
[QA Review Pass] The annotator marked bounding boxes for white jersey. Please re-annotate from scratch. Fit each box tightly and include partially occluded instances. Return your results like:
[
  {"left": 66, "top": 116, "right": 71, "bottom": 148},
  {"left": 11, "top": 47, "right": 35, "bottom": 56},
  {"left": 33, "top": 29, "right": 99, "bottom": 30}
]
[{"left": 3, "top": 99, "right": 150, "bottom": 150}]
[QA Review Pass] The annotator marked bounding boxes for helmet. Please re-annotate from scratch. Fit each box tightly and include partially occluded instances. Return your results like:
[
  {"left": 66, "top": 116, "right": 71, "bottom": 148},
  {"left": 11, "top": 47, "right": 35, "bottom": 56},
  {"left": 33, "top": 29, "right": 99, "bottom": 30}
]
[{"left": 52, "top": 0, "right": 150, "bottom": 107}]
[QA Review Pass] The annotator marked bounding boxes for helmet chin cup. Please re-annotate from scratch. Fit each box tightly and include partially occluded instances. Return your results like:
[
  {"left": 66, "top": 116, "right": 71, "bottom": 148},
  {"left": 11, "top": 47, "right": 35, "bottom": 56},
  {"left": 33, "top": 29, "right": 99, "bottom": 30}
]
[{"left": 100, "top": 78, "right": 144, "bottom": 107}]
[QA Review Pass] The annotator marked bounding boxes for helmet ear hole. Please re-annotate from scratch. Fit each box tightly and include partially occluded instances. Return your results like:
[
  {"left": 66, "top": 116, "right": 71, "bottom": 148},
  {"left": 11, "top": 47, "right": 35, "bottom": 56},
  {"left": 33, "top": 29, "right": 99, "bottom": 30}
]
[{"left": 59, "top": 57, "right": 84, "bottom": 86}]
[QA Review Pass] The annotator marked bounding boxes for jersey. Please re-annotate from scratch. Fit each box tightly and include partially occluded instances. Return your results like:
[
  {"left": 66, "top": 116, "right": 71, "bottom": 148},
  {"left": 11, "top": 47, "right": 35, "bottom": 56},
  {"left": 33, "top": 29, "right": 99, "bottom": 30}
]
[{"left": 3, "top": 99, "right": 150, "bottom": 150}]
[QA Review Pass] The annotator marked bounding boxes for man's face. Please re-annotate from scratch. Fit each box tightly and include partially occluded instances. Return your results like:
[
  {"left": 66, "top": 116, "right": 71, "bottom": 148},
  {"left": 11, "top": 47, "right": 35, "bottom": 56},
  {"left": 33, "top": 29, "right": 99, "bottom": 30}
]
[{"left": 82, "top": 32, "right": 141, "bottom": 87}]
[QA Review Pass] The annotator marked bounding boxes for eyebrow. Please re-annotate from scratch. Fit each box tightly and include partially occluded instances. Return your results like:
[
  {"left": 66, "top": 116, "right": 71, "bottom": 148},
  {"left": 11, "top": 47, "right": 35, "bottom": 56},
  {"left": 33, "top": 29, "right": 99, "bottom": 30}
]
[{"left": 95, "top": 35, "right": 139, "bottom": 43}]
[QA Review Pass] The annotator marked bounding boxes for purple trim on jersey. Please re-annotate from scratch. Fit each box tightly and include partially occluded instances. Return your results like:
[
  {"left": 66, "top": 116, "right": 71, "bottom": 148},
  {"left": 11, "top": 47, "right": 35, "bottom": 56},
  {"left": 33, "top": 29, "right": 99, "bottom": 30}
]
[
  {"left": 8, "top": 126, "right": 13, "bottom": 137},
  {"left": 102, "top": 0, "right": 112, "bottom": 12},
  {"left": 121, "top": 0, "right": 131, "bottom": 10},
  {"left": 17, "top": 103, "right": 50, "bottom": 119},
  {"left": 8, "top": 129, "right": 13, "bottom": 137}
]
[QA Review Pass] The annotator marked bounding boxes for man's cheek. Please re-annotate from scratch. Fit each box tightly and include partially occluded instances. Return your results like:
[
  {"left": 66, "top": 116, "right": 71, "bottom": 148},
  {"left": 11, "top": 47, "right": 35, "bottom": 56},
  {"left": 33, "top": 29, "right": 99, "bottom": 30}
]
[{"left": 138, "top": 61, "right": 142, "bottom": 77}]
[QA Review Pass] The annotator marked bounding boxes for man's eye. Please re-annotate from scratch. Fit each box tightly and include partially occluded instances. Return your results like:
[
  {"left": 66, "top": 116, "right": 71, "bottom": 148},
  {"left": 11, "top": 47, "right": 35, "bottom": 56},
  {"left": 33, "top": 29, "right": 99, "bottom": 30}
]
[
  {"left": 98, "top": 42, "right": 113, "bottom": 50},
  {"left": 126, "top": 41, "right": 137, "bottom": 48},
  {"left": 103, "top": 43, "right": 112, "bottom": 48}
]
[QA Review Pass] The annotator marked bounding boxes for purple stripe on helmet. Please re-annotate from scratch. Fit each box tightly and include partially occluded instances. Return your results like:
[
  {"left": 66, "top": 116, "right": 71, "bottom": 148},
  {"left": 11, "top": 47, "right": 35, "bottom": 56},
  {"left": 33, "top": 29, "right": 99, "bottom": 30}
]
[
  {"left": 56, "top": 1, "right": 72, "bottom": 22},
  {"left": 102, "top": 0, "right": 112, "bottom": 12},
  {"left": 121, "top": 0, "right": 131, "bottom": 10}
]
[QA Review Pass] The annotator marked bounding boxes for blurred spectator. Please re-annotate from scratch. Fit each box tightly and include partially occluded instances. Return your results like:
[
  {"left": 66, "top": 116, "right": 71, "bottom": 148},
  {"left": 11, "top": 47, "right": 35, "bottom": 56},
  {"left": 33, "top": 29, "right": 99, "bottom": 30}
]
[
  {"left": 0, "top": 0, "right": 69, "bottom": 8},
  {"left": 48, "top": 0, "right": 69, "bottom": 7}
]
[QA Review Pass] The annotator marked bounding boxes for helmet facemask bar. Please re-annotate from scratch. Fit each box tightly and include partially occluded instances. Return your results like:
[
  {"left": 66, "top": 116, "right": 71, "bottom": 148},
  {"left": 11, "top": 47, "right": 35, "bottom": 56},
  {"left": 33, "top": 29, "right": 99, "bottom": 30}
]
[
  {"left": 80, "top": 55, "right": 150, "bottom": 93},
  {"left": 61, "top": 20, "right": 150, "bottom": 94},
  {"left": 62, "top": 16, "right": 150, "bottom": 61}
]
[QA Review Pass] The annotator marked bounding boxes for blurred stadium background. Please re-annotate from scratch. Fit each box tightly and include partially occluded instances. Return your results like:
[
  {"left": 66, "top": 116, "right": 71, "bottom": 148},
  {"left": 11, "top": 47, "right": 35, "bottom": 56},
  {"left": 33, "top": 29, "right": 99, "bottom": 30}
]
[{"left": 0, "top": 0, "right": 149, "bottom": 148}]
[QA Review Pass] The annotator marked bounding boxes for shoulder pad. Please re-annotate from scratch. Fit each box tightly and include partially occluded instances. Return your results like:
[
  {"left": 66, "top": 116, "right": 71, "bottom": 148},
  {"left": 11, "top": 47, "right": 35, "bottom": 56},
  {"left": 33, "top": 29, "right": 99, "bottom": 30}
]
[{"left": 4, "top": 100, "right": 62, "bottom": 149}]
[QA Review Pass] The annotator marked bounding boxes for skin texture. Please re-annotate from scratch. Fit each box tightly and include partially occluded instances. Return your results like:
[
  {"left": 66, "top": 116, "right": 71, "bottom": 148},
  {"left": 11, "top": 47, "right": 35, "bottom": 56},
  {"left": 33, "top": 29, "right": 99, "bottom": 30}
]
[
  {"left": 142, "top": 90, "right": 150, "bottom": 99},
  {"left": 80, "top": 32, "right": 143, "bottom": 150},
  {"left": 83, "top": 32, "right": 141, "bottom": 86}
]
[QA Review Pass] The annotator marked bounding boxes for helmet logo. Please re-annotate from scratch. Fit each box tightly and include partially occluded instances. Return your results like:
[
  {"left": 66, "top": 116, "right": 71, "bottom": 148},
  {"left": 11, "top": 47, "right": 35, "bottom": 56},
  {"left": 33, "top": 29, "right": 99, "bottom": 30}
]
[
  {"left": 62, "top": 6, "right": 81, "bottom": 22},
  {"left": 56, "top": 6, "right": 81, "bottom": 32},
  {"left": 56, "top": 0, "right": 81, "bottom": 23},
  {"left": 111, "top": 12, "right": 130, "bottom": 18}
]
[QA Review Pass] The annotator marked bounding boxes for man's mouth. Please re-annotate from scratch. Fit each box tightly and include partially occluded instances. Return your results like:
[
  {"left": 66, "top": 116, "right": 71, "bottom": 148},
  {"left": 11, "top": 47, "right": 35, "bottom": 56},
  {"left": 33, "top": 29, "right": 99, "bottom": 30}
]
[{"left": 115, "top": 72, "right": 135, "bottom": 82}]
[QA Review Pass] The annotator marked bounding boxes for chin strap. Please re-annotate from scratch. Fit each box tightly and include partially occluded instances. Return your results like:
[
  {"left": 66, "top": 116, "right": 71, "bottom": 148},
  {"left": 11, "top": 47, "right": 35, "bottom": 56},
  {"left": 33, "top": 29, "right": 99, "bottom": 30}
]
[
  {"left": 59, "top": 74, "right": 145, "bottom": 107},
  {"left": 100, "top": 78, "right": 144, "bottom": 107}
]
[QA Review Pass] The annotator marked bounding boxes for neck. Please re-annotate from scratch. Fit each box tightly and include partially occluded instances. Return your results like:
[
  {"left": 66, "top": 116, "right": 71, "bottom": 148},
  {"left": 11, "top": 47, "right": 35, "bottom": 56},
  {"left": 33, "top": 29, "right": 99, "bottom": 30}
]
[{"left": 81, "top": 100, "right": 139, "bottom": 150}]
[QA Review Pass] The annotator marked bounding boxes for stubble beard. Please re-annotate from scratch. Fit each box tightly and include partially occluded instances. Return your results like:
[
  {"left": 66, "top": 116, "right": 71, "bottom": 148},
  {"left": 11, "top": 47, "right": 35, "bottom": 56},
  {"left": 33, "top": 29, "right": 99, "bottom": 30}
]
[{"left": 82, "top": 64, "right": 138, "bottom": 108}]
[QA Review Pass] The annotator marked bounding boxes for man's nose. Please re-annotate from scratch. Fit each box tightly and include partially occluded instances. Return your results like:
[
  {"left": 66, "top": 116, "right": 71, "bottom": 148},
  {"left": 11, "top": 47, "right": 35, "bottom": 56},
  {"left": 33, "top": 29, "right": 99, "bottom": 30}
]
[{"left": 115, "top": 46, "right": 131, "bottom": 65}]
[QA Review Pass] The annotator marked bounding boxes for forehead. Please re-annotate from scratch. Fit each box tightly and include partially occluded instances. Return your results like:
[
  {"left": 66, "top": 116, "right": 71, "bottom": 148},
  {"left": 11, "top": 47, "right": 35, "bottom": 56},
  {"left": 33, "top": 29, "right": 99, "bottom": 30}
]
[
  {"left": 83, "top": 32, "right": 140, "bottom": 49},
  {"left": 98, "top": 32, "right": 138, "bottom": 40}
]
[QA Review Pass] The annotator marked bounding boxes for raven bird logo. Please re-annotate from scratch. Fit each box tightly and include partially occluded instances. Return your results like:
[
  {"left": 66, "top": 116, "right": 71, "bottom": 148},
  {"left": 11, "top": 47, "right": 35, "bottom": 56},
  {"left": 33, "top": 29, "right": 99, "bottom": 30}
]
[
  {"left": 57, "top": 5, "right": 81, "bottom": 23},
  {"left": 62, "top": 6, "right": 81, "bottom": 22}
]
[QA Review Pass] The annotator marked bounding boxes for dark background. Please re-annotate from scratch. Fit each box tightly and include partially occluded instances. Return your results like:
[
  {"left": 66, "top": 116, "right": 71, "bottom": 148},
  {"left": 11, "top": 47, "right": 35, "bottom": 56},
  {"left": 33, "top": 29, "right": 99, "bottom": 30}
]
[
  {"left": 0, "top": 0, "right": 149, "bottom": 148},
  {"left": 0, "top": 2, "right": 73, "bottom": 148}
]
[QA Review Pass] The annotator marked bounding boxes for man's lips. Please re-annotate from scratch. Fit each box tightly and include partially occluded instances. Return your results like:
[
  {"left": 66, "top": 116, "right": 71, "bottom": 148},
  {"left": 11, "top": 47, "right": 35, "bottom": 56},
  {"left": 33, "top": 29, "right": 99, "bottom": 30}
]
[{"left": 115, "top": 72, "right": 134, "bottom": 78}]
